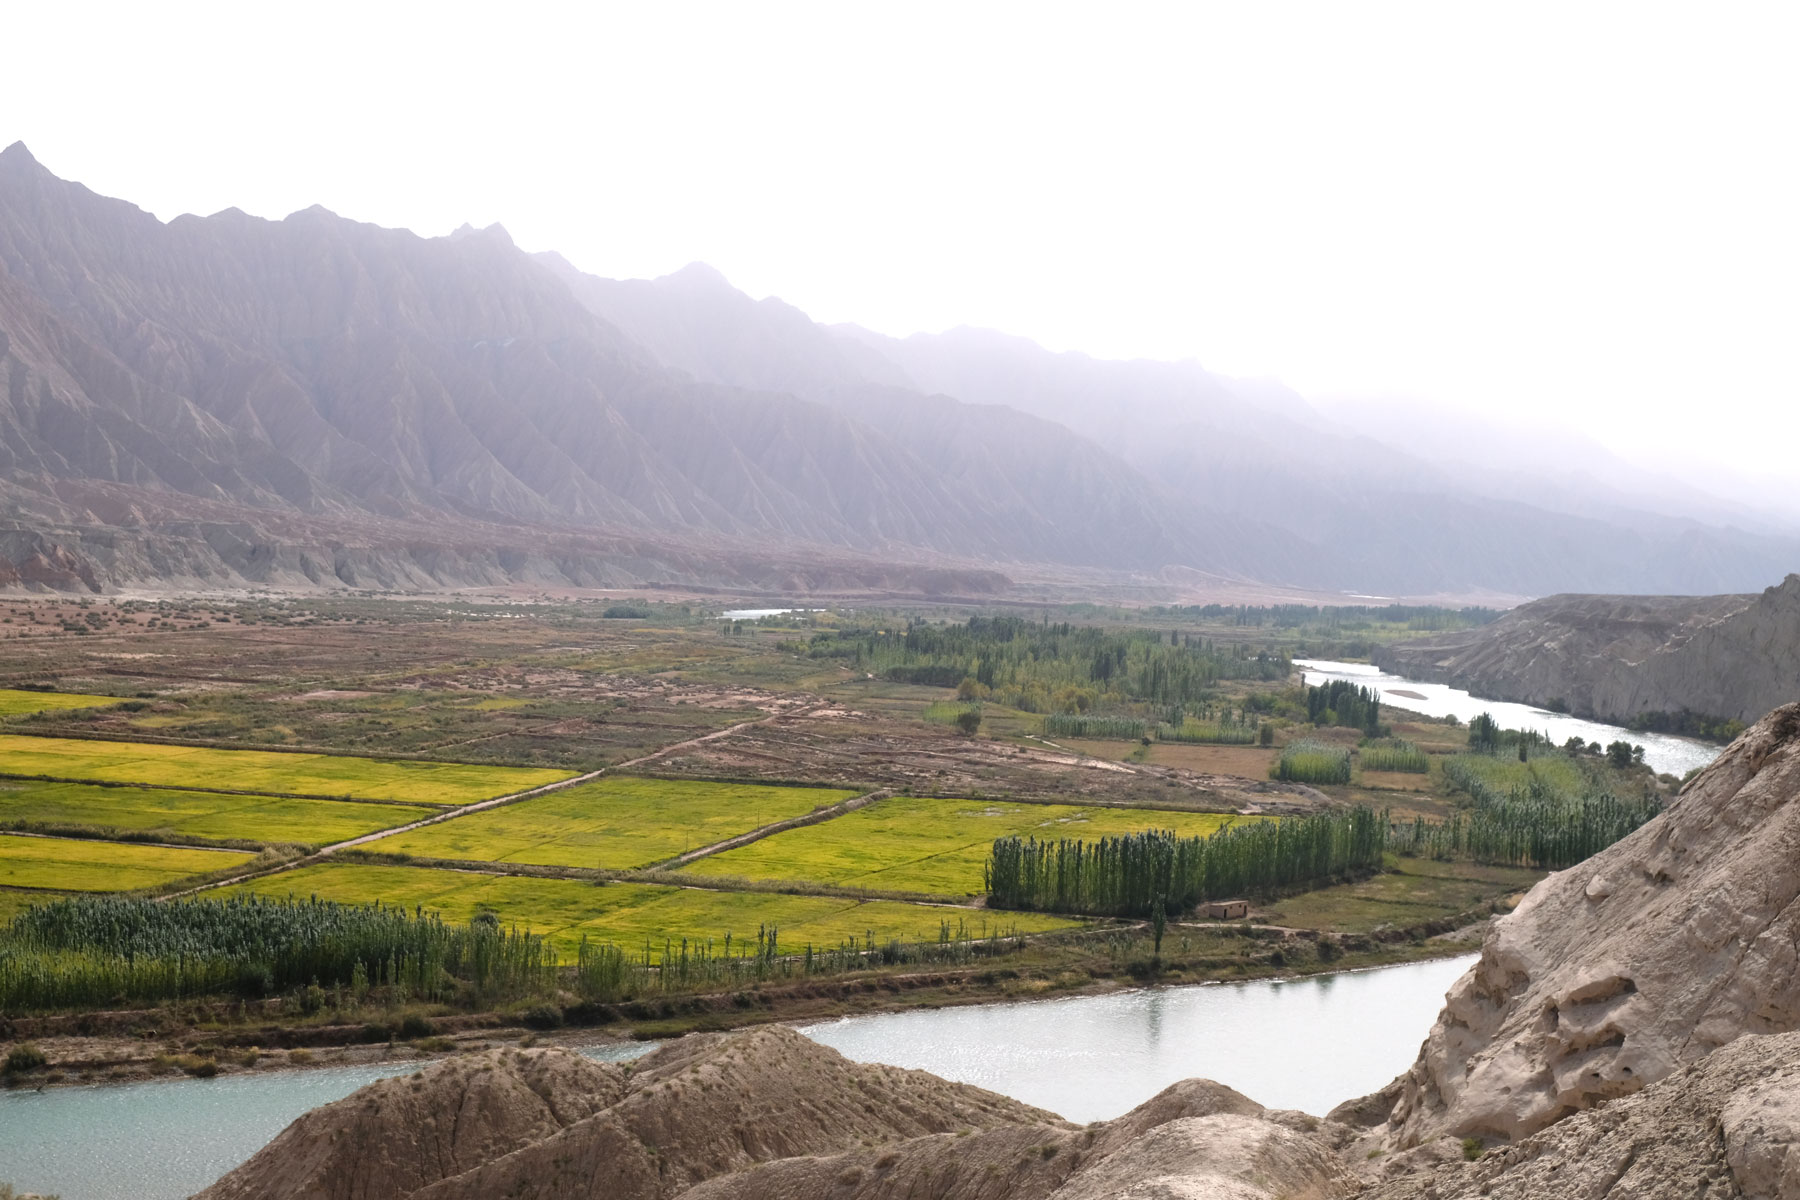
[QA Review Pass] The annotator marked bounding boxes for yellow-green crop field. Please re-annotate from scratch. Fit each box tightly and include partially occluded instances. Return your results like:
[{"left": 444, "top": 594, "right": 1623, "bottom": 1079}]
[
  {"left": 681, "top": 796, "right": 1257, "bottom": 896},
  {"left": 0, "top": 779, "right": 424, "bottom": 847},
  {"left": 225, "top": 863, "right": 1079, "bottom": 956},
  {"left": 379, "top": 776, "right": 856, "bottom": 870},
  {"left": 0, "top": 735, "right": 572, "bottom": 804},
  {"left": 0, "top": 834, "right": 255, "bottom": 892},
  {"left": 0, "top": 689, "right": 124, "bottom": 717}
]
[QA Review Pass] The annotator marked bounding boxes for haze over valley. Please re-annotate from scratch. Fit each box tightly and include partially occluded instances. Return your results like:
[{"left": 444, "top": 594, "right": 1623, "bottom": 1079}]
[{"left": 3, "top": 8, "right": 1799, "bottom": 1200}]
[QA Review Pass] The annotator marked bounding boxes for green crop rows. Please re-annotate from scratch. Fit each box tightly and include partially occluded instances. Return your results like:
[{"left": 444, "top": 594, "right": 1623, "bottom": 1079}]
[{"left": 380, "top": 776, "right": 857, "bottom": 869}]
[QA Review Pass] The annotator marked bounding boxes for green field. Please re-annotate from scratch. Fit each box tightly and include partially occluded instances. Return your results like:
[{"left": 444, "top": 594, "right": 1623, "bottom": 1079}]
[
  {"left": 0, "top": 834, "right": 255, "bottom": 892},
  {"left": 225, "top": 863, "right": 1078, "bottom": 955},
  {"left": 1259, "top": 856, "right": 1542, "bottom": 933},
  {"left": 0, "top": 887, "right": 69, "bottom": 924},
  {"left": 0, "top": 689, "right": 124, "bottom": 716},
  {"left": 0, "top": 734, "right": 572, "bottom": 803},
  {"left": 681, "top": 796, "right": 1255, "bottom": 896},
  {"left": 379, "top": 776, "right": 856, "bottom": 869},
  {"left": 0, "top": 778, "right": 425, "bottom": 847}
]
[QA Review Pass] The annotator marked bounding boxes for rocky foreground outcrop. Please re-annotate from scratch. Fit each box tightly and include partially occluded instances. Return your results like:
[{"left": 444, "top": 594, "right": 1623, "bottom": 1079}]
[
  {"left": 200, "top": 1030, "right": 1358, "bottom": 1200},
  {"left": 1377, "top": 701, "right": 1800, "bottom": 1146},
  {"left": 1373, "top": 575, "right": 1800, "bottom": 727},
  {"left": 1366, "top": 1029, "right": 1800, "bottom": 1200},
  {"left": 205, "top": 706, "right": 1800, "bottom": 1199}
]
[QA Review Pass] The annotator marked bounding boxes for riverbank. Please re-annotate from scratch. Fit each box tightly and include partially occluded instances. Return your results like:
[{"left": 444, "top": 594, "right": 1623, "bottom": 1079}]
[
  {"left": 0, "top": 951, "right": 1485, "bottom": 1200},
  {"left": 0, "top": 902, "right": 1497, "bottom": 1094}
]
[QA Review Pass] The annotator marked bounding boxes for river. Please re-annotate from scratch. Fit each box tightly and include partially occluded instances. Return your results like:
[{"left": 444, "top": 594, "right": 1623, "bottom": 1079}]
[
  {"left": 0, "top": 956, "right": 1471, "bottom": 1199},
  {"left": 1296, "top": 659, "right": 1720, "bottom": 778}
]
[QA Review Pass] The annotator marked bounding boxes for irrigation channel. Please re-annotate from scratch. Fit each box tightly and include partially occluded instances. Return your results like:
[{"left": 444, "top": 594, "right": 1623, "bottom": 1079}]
[
  {"left": 1296, "top": 659, "right": 1721, "bottom": 778},
  {"left": 0, "top": 957, "right": 1471, "bottom": 1199}
]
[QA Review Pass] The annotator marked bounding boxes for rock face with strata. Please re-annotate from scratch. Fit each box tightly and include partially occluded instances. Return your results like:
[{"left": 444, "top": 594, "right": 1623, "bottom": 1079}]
[
  {"left": 1377, "top": 701, "right": 1800, "bottom": 1146},
  {"left": 1365, "top": 1028, "right": 1800, "bottom": 1200},
  {"left": 1373, "top": 575, "right": 1800, "bottom": 727}
]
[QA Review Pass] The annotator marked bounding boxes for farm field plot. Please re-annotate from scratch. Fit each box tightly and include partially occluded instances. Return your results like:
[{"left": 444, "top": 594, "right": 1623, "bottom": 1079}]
[
  {"left": 0, "top": 689, "right": 124, "bottom": 716},
  {"left": 681, "top": 796, "right": 1256, "bottom": 897},
  {"left": 0, "top": 779, "right": 424, "bottom": 847},
  {"left": 378, "top": 776, "right": 856, "bottom": 869},
  {"left": 0, "top": 834, "right": 255, "bottom": 892},
  {"left": 0, "top": 887, "right": 70, "bottom": 924},
  {"left": 0, "top": 734, "right": 572, "bottom": 803},
  {"left": 1258, "top": 856, "right": 1542, "bottom": 933},
  {"left": 226, "top": 863, "right": 1078, "bottom": 955}
]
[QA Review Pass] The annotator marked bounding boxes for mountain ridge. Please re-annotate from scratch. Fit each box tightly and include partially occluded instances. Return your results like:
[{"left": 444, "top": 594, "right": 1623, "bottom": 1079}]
[{"left": 0, "top": 142, "right": 1794, "bottom": 599}]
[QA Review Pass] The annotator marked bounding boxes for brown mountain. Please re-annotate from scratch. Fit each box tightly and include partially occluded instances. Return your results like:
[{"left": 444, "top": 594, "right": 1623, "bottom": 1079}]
[
  {"left": 3, "top": 140, "right": 1793, "bottom": 598},
  {"left": 0, "top": 143, "right": 1246, "bottom": 593},
  {"left": 1373, "top": 574, "right": 1800, "bottom": 726}
]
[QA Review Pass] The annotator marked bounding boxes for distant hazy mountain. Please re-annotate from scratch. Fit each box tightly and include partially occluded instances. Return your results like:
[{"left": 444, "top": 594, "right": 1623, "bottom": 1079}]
[
  {"left": 0, "top": 141, "right": 1792, "bottom": 598},
  {"left": 0, "top": 143, "right": 1257, "bottom": 592},
  {"left": 550, "top": 255, "right": 1800, "bottom": 598}
]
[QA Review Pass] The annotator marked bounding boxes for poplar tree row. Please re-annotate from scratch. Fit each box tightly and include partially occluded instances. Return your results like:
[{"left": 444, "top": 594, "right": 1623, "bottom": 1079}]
[{"left": 985, "top": 807, "right": 1386, "bottom": 916}]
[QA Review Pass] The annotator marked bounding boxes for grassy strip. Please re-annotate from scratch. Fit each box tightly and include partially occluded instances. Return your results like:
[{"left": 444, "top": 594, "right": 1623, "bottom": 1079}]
[
  {"left": 0, "top": 833, "right": 257, "bottom": 892},
  {"left": 0, "top": 778, "right": 427, "bottom": 845},
  {"left": 0, "top": 734, "right": 571, "bottom": 804},
  {"left": 0, "top": 689, "right": 125, "bottom": 716}
]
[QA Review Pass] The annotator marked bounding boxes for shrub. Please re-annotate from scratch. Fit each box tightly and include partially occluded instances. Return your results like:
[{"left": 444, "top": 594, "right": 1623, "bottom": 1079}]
[
  {"left": 3, "top": 1043, "right": 47, "bottom": 1074},
  {"left": 520, "top": 1003, "right": 564, "bottom": 1030}
]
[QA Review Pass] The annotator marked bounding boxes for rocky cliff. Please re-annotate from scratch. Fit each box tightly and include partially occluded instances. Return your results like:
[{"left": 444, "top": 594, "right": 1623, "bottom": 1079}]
[
  {"left": 1374, "top": 575, "right": 1800, "bottom": 727},
  {"left": 1371, "top": 701, "right": 1800, "bottom": 1148}
]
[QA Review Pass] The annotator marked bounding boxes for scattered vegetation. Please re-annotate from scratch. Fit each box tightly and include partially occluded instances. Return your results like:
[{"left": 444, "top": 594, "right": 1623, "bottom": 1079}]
[
  {"left": 1627, "top": 708, "right": 1747, "bottom": 744},
  {"left": 1388, "top": 734, "right": 1662, "bottom": 869},
  {"left": 809, "top": 616, "right": 1288, "bottom": 714}
]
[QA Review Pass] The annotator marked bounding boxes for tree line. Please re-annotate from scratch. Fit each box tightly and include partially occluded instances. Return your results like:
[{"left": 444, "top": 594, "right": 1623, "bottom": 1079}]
[
  {"left": 806, "top": 615, "right": 1289, "bottom": 714},
  {"left": 985, "top": 807, "right": 1386, "bottom": 917}
]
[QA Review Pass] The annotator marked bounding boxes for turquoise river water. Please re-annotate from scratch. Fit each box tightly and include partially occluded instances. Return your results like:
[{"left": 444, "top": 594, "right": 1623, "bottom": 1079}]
[{"left": 0, "top": 956, "right": 1473, "bottom": 1199}]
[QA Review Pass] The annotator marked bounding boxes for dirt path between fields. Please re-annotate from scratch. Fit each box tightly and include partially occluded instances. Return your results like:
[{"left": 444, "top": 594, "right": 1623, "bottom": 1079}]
[
  {"left": 651, "top": 787, "right": 893, "bottom": 871},
  {"left": 161, "top": 705, "right": 823, "bottom": 899}
]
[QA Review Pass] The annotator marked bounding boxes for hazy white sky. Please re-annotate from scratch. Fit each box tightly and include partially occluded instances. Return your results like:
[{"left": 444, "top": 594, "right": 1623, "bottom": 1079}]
[{"left": 4, "top": 2, "right": 1796, "bottom": 485}]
